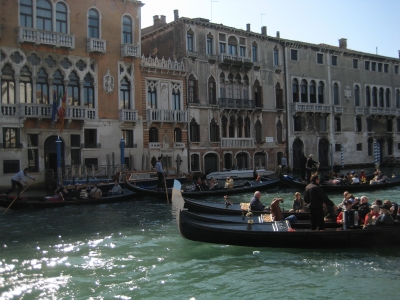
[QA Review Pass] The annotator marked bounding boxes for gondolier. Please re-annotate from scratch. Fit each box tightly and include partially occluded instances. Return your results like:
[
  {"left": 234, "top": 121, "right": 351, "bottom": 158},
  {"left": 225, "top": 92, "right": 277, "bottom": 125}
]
[
  {"left": 156, "top": 156, "right": 165, "bottom": 190},
  {"left": 4, "top": 168, "right": 35, "bottom": 196},
  {"left": 306, "top": 154, "right": 319, "bottom": 183}
]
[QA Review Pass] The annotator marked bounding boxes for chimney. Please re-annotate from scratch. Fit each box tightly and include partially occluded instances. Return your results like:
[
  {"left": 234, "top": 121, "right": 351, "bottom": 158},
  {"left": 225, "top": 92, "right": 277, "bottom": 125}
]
[
  {"left": 261, "top": 26, "right": 267, "bottom": 36},
  {"left": 160, "top": 15, "right": 166, "bottom": 24},
  {"left": 398, "top": 50, "right": 400, "bottom": 59},
  {"left": 246, "top": 24, "right": 250, "bottom": 32},
  {"left": 174, "top": 9, "right": 179, "bottom": 21},
  {"left": 153, "top": 15, "right": 160, "bottom": 27},
  {"left": 339, "top": 38, "right": 347, "bottom": 49},
  {"left": 276, "top": 31, "right": 280, "bottom": 38}
]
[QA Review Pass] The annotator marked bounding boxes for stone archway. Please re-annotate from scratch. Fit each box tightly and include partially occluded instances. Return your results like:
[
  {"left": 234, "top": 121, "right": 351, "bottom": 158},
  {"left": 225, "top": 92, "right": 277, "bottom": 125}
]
[
  {"left": 236, "top": 152, "right": 249, "bottom": 169},
  {"left": 318, "top": 138, "right": 330, "bottom": 167},
  {"left": 204, "top": 153, "right": 218, "bottom": 173}
]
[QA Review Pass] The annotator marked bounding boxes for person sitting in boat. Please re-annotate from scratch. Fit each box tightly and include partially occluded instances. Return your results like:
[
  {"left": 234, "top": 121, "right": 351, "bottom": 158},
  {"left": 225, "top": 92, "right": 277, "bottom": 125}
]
[
  {"left": 224, "top": 195, "right": 233, "bottom": 206},
  {"left": 332, "top": 162, "right": 341, "bottom": 177},
  {"left": 363, "top": 205, "right": 380, "bottom": 229},
  {"left": 249, "top": 191, "right": 268, "bottom": 212},
  {"left": 73, "top": 184, "right": 81, "bottom": 200},
  {"left": 375, "top": 204, "right": 395, "bottom": 225},
  {"left": 357, "top": 196, "right": 371, "bottom": 225},
  {"left": 255, "top": 174, "right": 262, "bottom": 182},
  {"left": 270, "top": 198, "right": 298, "bottom": 224},
  {"left": 336, "top": 200, "right": 357, "bottom": 225},
  {"left": 390, "top": 202, "right": 398, "bottom": 220},
  {"left": 108, "top": 181, "right": 123, "bottom": 196},
  {"left": 54, "top": 182, "right": 69, "bottom": 201},
  {"left": 290, "top": 192, "right": 306, "bottom": 213},
  {"left": 360, "top": 170, "right": 367, "bottom": 183},
  {"left": 227, "top": 176, "right": 234, "bottom": 189},
  {"left": 370, "top": 170, "right": 387, "bottom": 185},
  {"left": 209, "top": 177, "right": 218, "bottom": 190},
  {"left": 352, "top": 174, "right": 360, "bottom": 184},
  {"left": 201, "top": 176, "right": 209, "bottom": 190},
  {"left": 89, "top": 184, "right": 102, "bottom": 199}
]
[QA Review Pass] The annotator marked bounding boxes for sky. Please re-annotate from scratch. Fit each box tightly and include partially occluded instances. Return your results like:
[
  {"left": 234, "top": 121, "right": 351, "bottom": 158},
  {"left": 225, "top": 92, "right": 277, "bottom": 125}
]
[{"left": 140, "top": 0, "right": 400, "bottom": 59}]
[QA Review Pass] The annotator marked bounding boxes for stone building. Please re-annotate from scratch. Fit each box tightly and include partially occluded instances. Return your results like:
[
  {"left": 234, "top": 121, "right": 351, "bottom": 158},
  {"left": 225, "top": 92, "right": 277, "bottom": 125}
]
[
  {"left": 141, "top": 11, "right": 287, "bottom": 176},
  {"left": 283, "top": 38, "right": 400, "bottom": 169},
  {"left": 0, "top": 0, "right": 144, "bottom": 187}
]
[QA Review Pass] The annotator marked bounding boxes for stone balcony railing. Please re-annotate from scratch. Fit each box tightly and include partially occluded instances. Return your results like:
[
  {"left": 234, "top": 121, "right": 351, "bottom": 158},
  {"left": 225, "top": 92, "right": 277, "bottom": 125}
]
[
  {"left": 292, "top": 103, "right": 332, "bottom": 114},
  {"left": 2, "top": 104, "right": 96, "bottom": 120},
  {"left": 174, "top": 142, "right": 185, "bottom": 149},
  {"left": 147, "top": 109, "right": 188, "bottom": 123},
  {"left": 87, "top": 38, "right": 106, "bottom": 53},
  {"left": 219, "top": 54, "right": 251, "bottom": 63},
  {"left": 18, "top": 27, "right": 75, "bottom": 49},
  {"left": 149, "top": 142, "right": 161, "bottom": 149},
  {"left": 218, "top": 98, "right": 255, "bottom": 109},
  {"left": 365, "top": 107, "right": 398, "bottom": 117},
  {"left": 121, "top": 44, "right": 140, "bottom": 58},
  {"left": 119, "top": 109, "right": 138, "bottom": 122},
  {"left": 220, "top": 138, "right": 254, "bottom": 148}
]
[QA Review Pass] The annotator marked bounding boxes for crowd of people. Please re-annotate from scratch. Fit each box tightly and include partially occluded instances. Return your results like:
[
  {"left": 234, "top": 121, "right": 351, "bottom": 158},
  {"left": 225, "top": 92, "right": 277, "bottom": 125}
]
[{"left": 320, "top": 167, "right": 389, "bottom": 186}]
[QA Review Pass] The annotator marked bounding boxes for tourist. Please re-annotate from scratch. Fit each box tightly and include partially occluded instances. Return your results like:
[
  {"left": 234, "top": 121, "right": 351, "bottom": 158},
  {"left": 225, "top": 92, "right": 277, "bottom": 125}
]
[
  {"left": 108, "top": 181, "right": 123, "bottom": 196},
  {"left": 352, "top": 174, "right": 360, "bottom": 184},
  {"left": 370, "top": 170, "right": 387, "bottom": 185},
  {"left": 249, "top": 191, "right": 268, "bottom": 211},
  {"left": 223, "top": 195, "right": 232, "bottom": 206},
  {"left": 89, "top": 184, "right": 102, "bottom": 199},
  {"left": 270, "top": 198, "right": 298, "bottom": 224},
  {"left": 357, "top": 196, "right": 370, "bottom": 224},
  {"left": 155, "top": 157, "right": 165, "bottom": 190},
  {"left": 306, "top": 154, "right": 319, "bottom": 183},
  {"left": 304, "top": 174, "right": 335, "bottom": 230},
  {"left": 73, "top": 184, "right": 81, "bottom": 200},
  {"left": 227, "top": 176, "right": 234, "bottom": 189},
  {"left": 290, "top": 192, "right": 306, "bottom": 213},
  {"left": 375, "top": 204, "right": 395, "bottom": 225},
  {"left": 336, "top": 200, "right": 355, "bottom": 225},
  {"left": 281, "top": 154, "right": 288, "bottom": 174},
  {"left": 363, "top": 205, "right": 380, "bottom": 229},
  {"left": 55, "top": 181, "right": 69, "bottom": 200},
  {"left": 209, "top": 177, "right": 218, "bottom": 190},
  {"left": 360, "top": 170, "right": 367, "bottom": 183},
  {"left": 4, "top": 167, "right": 36, "bottom": 196},
  {"left": 332, "top": 162, "right": 341, "bottom": 177},
  {"left": 224, "top": 177, "right": 230, "bottom": 188}
]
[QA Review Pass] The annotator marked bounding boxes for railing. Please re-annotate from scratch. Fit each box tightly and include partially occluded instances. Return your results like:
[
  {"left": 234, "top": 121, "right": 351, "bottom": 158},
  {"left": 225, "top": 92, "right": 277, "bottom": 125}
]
[
  {"left": 62, "top": 164, "right": 128, "bottom": 180},
  {"left": 119, "top": 109, "right": 138, "bottom": 122},
  {"left": 292, "top": 103, "right": 332, "bottom": 113},
  {"left": 121, "top": 44, "right": 140, "bottom": 57},
  {"left": 221, "top": 138, "right": 254, "bottom": 148},
  {"left": 365, "top": 107, "right": 397, "bottom": 116},
  {"left": 1, "top": 105, "right": 17, "bottom": 116},
  {"left": 355, "top": 107, "right": 364, "bottom": 115},
  {"left": 149, "top": 142, "right": 161, "bottom": 149},
  {"left": 87, "top": 38, "right": 106, "bottom": 53},
  {"left": 18, "top": 27, "right": 75, "bottom": 49},
  {"left": 206, "top": 54, "right": 218, "bottom": 62},
  {"left": 219, "top": 54, "right": 251, "bottom": 63},
  {"left": 218, "top": 98, "right": 255, "bottom": 109},
  {"left": 174, "top": 142, "right": 185, "bottom": 149},
  {"left": 187, "top": 51, "right": 198, "bottom": 58},
  {"left": 16, "top": 104, "right": 96, "bottom": 120},
  {"left": 334, "top": 106, "right": 344, "bottom": 114},
  {"left": 147, "top": 109, "right": 188, "bottom": 123}
]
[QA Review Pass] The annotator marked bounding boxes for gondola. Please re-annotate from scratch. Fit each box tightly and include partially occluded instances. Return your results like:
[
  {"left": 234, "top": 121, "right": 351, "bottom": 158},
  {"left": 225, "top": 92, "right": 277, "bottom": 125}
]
[
  {"left": 126, "top": 178, "right": 280, "bottom": 200},
  {"left": 0, "top": 183, "right": 136, "bottom": 210},
  {"left": 206, "top": 169, "right": 274, "bottom": 180},
  {"left": 125, "top": 177, "right": 188, "bottom": 200},
  {"left": 278, "top": 168, "right": 400, "bottom": 192},
  {"left": 178, "top": 209, "right": 400, "bottom": 248},
  {"left": 182, "top": 197, "right": 310, "bottom": 220}
]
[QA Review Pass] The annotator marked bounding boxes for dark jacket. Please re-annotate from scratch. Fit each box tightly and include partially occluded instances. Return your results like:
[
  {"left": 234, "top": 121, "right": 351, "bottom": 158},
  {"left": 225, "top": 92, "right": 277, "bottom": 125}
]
[
  {"left": 300, "top": 155, "right": 307, "bottom": 170},
  {"left": 250, "top": 196, "right": 266, "bottom": 211},
  {"left": 304, "top": 182, "right": 334, "bottom": 210},
  {"left": 358, "top": 203, "right": 370, "bottom": 222},
  {"left": 306, "top": 158, "right": 318, "bottom": 169}
]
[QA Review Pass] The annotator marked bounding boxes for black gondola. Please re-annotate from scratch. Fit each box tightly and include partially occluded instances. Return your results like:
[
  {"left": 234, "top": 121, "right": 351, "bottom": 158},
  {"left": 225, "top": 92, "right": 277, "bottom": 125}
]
[
  {"left": 0, "top": 183, "right": 136, "bottom": 210},
  {"left": 178, "top": 209, "right": 400, "bottom": 248}
]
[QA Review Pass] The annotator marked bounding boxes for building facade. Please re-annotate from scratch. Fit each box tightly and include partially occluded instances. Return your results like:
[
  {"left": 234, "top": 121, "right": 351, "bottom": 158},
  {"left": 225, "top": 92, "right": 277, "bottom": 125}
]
[
  {"left": 141, "top": 11, "right": 288, "bottom": 176},
  {"left": 0, "top": 0, "right": 144, "bottom": 187}
]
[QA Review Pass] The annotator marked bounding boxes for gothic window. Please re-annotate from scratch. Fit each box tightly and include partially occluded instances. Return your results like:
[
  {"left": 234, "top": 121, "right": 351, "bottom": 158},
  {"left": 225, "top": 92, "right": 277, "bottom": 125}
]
[
  {"left": 229, "top": 116, "right": 235, "bottom": 138},
  {"left": 221, "top": 115, "right": 228, "bottom": 138},
  {"left": 219, "top": 73, "right": 226, "bottom": 100},
  {"left": 20, "top": 66, "right": 32, "bottom": 104},
  {"left": 147, "top": 81, "right": 157, "bottom": 109},
  {"left": 83, "top": 73, "right": 94, "bottom": 108},
  {"left": 385, "top": 88, "right": 391, "bottom": 108},
  {"left": 301, "top": 79, "right": 308, "bottom": 103},
  {"left": 254, "top": 80, "right": 262, "bottom": 108},
  {"left": 208, "top": 76, "right": 216, "bottom": 105},
  {"left": 273, "top": 48, "right": 279, "bottom": 66},
  {"left": 207, "top": 35, "right": 213, "bottom": 55},
  {"left": 244, "top": 116, "right": 251, "bottom": 137},
  {"left": 190, "top": 119, "right": 200, "bottom": 142},
  {"left": 1, "top": 64, "right": 15, "bottom": 104},
  {"left": 318, "top": 81, "right": 324, "bottom": 103},
  {"left": 379, "top": 88, "right": 384, "bottom": 107},
  {"left": 292, "top": 79, "right": 299, "bottom": 103},
  {"left": 252, "top": 42, "right": 258, "bottom": 62},
  {"left": 210, "top": 118, "right": 220, "bottom": 142},
  {"left": 366, "top": 86, "right": 371, "bottom": 107},
  {"left": 309, "top": 80, "right": 316, "bottom": 103},
  {"left": 52, "top": 69, "right": 65, "bottom": 96},
  {"left": 237, "top": 116, "right": 243, "bottom": 138},
  {"left": 255, "top": 120, "right": 262, "bottom": 143},
  {"left": 56, "top": 2, "right": 68, "bottom": 33},
  {"left": 188, "top": 75, "right": 198, "bottom": 104},
  {"left": 36, "top": 0, "right": 52, "bottom": 31},
  {"left": 187, "top": 30, "right": 194, "bottom": 51},
  {"left": 276, "top": 120, "right": 283, "bottom": 143},
  {"left": 20, "top": 0, "right": 33, "bottom": 28},
  {"left": 333, "top": 83, "right": 339, "bottom": 105},
  {"left": 120, "top": 77, "right": 130, "bottom": 109},
  {"left": 122, "top": 16, "right": 133, "bottom": 44},
  {"left": 354, "top": 85, "right": 360, "bottom": 106},
  {"left": 88, "top": 9, "right": 100, "bottom": 38},
  {"left": 171, "top": 83, "right": 181, "bottom": 110},
  {"left": 372, "top": 87, "right": 377, "bottom": 107}
]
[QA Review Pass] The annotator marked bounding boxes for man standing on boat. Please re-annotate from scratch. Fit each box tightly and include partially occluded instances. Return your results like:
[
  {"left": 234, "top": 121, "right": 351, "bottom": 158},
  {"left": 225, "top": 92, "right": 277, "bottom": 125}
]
[
  {"left": 4, "top": 167, "right": 35, "bottom": 196},
  {"left": 304, "top": 174, "right": 335, "bottom": 230},
  {"left": 306, "top": 154, "right": 319, "bottom": 183},
  {"left": 156, "top": 156, "right": 165, "bottom": 190}
]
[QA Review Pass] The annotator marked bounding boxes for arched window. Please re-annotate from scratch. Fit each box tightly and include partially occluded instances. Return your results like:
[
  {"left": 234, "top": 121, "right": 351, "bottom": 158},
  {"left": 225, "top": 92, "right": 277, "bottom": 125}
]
[
  {"left": 147, "top": 81, "right": 157, "bottom": 109},
  {"left": 254, "top": 80, "right": 262, "bottom": 108},
  {"left": 255, "top": 119, "right": 262, "bottom": 143},
  {"left": 292, "top": 79, "right": 299, "bottom": 102},
  {"left": 149, "top": 127, "right": 158, "bottom": 142},
  {"left": 68, "top": 71, "right": 80, "bottom": 106},
  {"left": 210, "top": 118, "right": 220, "bottom": 142},
  {"left": 366, "top": 86, "right": 371, "bottom": 107},
  {"left": 318, "top": 81, "right": 324, "bottom": 103},
  {"left": 385, "top": 88, "right": 391, "bottom": 108},
  {"left": 219, "top": 73, "right": 226, "bottom": 100},
  {"left": 36, "top": 0, "right": 52, "bottom": 31},
  {"left": 19, "top": 66, "right": 32, "bottom": 104},
  {"left": 174, "top": 128, "right": 182, "bottom": 143},
  {"left": 243, "top": 75, "right": 249, "bottom": 100},
  {"left": 56, "top": 2, "right": 68, "bottom": 33},
  {"left": 237, "top": 116, "right": 243, "bottom": 138},
  {"left": 244, "top": 116, "right": 251, "bottom": 137},
  {"left": 52, "top": 69, "right": 64, "bottom": 97},
  {"left": 208, "top": 76, "right": 216, "bottom": 105},
  {"left": 226, "top": 73, "right": 233, "bottom": 98},
  {"left": 36, "top": 68, "right": 49, "bottom": 104},
  {"left": 229, "top": 116, "right": 235, "bottom": 137},
  {"left": 372, "top": 87, "right": 377, "bottom": 107},
  {"left": 221, "top": 115, "right": 228, "bottom": 138},
  {"left": 1, "top": 64, "right": 16, "bottom": 104},
  {"left": 354, "top": 85, "right": 360, "bottom": 106},
  {"left": 189, "top": 118, "right": 200, "bottom": 142},
  {"left": 228, "top": 36, "right": 237, "bottom": 55},
  {"left": 276, "top": 119, "right": 283, "bottom": 143},
  {"left": 252, "top": 42, "right": 258, "bottom": 62},
  {"left": 379, "top": 88, "right": 384, "bottom": 107},
  {"left": 122, "top": 16, "right": 132, "bottom": 44},
  {"left": 190, "top": 154, "right": 200, "bottom": 171},
  {"left": 172, "top": 88, "right": 181, "bottom": 110},
  {"left": 120, "top": 77, "right": 130, "bottom": 109},
  {"left": 333, "top": 83, "right": 339, "bottom": 105},
  {"left": 276, "top": 82, "right": 283, "bottom": 108},
  {"left": 83, "top": 73, "right": 94, "bottom": 108},
  {"left": 88, "top": 9, "right": 99, "bottom": 38},
  {"left": 20, "top": 0, "right": 33, "bottom": 28},
  {"left": 187, "top": 29, "right": 194, "bottom": 51},
  {"left": 301, "top": 79, "right": 308, "bottom": 102},
  {"left": 188, "top": 75, "right": 198, "bottom": 104},
  {"left": 396, "top": 89, "right": 400, "bottom": 109},
  {"left": 309, "top": 80, "right": 316, "bottom": 103}
]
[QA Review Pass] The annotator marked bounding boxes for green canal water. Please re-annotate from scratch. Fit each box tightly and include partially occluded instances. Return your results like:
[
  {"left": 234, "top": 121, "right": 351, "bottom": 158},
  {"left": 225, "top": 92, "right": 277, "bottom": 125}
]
[{"left": 1, "top": 172, "right": 400, "bottom": 299}]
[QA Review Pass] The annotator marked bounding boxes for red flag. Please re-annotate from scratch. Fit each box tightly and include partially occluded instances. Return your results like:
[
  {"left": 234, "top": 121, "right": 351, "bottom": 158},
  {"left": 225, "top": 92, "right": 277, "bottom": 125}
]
[{"left": 59, "top": 92, "right": 66, "bottom": 133}]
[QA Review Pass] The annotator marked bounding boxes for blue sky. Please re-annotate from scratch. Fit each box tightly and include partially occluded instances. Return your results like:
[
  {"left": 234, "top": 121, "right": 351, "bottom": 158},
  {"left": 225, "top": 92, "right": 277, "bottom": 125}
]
[{"left": 141, "top": 0, "right": 400, "bottom": 59}]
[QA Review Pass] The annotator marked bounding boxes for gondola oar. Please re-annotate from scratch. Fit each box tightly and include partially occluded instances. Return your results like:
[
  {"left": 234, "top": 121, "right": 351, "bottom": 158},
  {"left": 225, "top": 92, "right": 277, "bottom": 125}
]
[
  {"left": 163, "top": 172, "right": 169, "bottom": 204},
  {"left": 3, "top": 185, "right": 30, "bottom": 214}
]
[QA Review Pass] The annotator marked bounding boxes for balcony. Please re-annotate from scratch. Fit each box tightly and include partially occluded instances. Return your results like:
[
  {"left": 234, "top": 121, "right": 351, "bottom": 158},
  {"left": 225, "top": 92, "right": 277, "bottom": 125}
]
[
  {"left": 206, "top": 54, "right": 218, "bottom": 63},
  {"left": 18, "top": 27, "right": 75, "bottom": 49},
  {"left": 119, "top": 109, "right": 138, "bottom": 122},
  {"left": 147, "top": 109, "right": 188, "bottom": 123},
  {"left": 221, "top": 138, "right": 254, "bottom": 148},
  {"left": 174, "top": 142, "right": 185, "bottom": 149},
  {"left": 274, "top": 64, "right": 283, "bottom": 73},
  {"left": 149, "top": 142, "right": 161, "bottom": 149},
  {"left": 121, "top": 44, "right": 140, "bottom": 58},
  {"left": 365, "top": 107, "right": 397, "bottom": 117},
  {"left": 218, "top": 98, "right": 255, "bottom": 109},
  {"left": 218, "top": 54, "right": 253, "bottom": 70},
  {"left": 87, "top": 38, "right": 106, "bottom": 53},
  {"left": 354, "top": 107, "right": 364, "bottom": 116},
  {"left": 1, "top": 104, "right": 96, "bottom": 120},
  {"left": 292, "top": 103, "right": 332, "bottom": 114},
  {"left": 334, "top": 106, "right": 344, "bottom": 115},
  {"left": 187, "top": 51, "right": 198, "bottom": 59}
]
